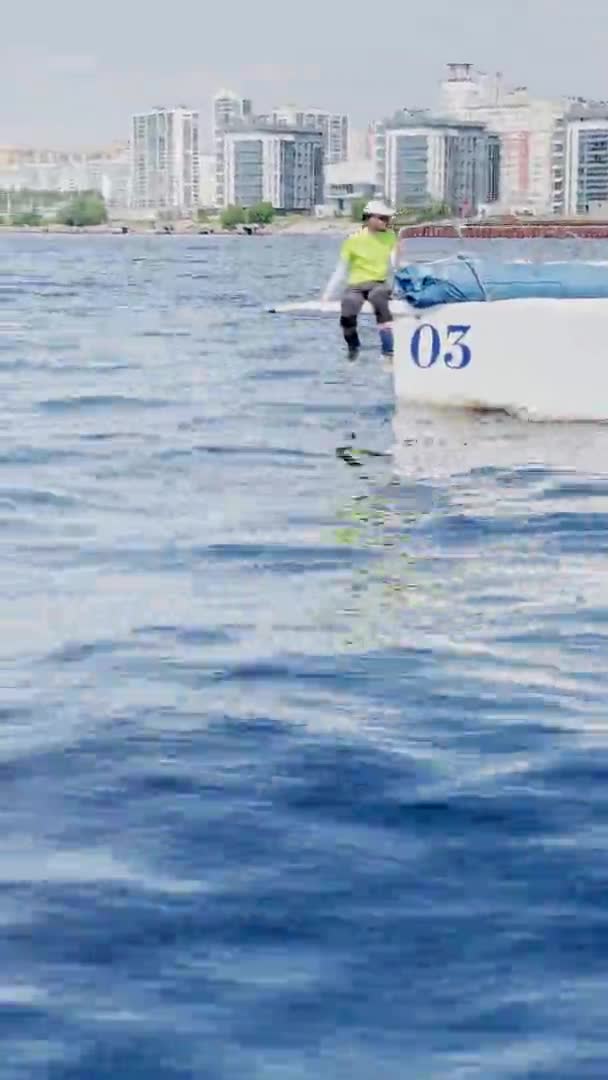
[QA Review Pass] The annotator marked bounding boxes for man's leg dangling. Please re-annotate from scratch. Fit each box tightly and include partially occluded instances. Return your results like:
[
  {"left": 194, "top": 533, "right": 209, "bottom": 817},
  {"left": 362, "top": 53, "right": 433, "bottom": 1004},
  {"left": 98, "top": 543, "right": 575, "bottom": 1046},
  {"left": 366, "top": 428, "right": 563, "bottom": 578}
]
[
  {"left": 340, "top": 314, "right": 361, "bottom": 357},
  {"left": 369, "top": 284, "right": 394, "bottom": 357},
  {"left": 340, "top": 287, "right": 365, "bottom": 357}
]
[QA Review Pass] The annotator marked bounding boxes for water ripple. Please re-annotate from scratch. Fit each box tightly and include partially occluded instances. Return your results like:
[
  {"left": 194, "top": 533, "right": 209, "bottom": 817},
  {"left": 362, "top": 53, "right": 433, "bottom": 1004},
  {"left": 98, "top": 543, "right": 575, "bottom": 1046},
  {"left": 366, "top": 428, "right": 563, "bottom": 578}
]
[{"left": 3, "top": 235, "right": 608, "bottom": 1079}]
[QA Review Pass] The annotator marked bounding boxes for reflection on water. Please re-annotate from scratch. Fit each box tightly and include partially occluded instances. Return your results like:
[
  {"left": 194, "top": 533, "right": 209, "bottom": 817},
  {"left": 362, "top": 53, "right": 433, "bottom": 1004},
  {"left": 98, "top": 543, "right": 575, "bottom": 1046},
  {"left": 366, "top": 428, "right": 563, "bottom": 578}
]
[
  {"left": 329, "top": 402, "right": 608, "bottom": 662},
  {"left": 391, "top": 401, "right": 608, "bottom": 483},
  {"left": 332, "top": 481, "right": 424, "bottom": 651}
]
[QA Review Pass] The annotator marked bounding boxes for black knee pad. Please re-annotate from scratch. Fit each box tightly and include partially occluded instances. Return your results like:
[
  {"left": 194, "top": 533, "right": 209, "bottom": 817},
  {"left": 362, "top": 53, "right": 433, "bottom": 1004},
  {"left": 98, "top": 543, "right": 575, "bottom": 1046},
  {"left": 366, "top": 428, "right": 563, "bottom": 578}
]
[{"left": 340, "top": 315, "right": 358, "bottom": 330}]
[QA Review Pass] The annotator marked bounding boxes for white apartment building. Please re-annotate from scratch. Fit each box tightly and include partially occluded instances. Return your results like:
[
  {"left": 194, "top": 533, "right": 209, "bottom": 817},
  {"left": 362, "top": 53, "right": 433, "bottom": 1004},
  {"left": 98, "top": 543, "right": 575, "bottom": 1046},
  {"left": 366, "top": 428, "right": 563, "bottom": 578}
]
[
  {"left": 213, "top": 89, "right": 252, "bottom": 134},
  {"left": 376, "top": 113, "right": 498, "bottom": 215},
  {"left": 384, "top": 125, "right": 454, "bottom": 208},
  {"left": 0, "top": 147, "right": 131, "bottom": 208},
  {"left": 324, "top": 158, "right": 376, "bottom": 215},
  {"left": 213, "top": 90, "right": 252, "bottom": 206},
  {"left": 271, "top": 106, "right": 349, "bottom": 163},
  {"left": 131, "top": 107, "right": 199, "bottom": 215},
  {"left": 198, "top": 153, "right": 216, "bottom": 209},
  {"left": 439, "top": 63, "right": 562, "bottom": 214},
  {"left": 564, "top": 118, "right": 608, "bottom": 215},
  {"left": 222, "top": 127, "right": 324, "bottom": 211},
  {"left": 348, "top": 126, "right": 374, "bottom": 161}
]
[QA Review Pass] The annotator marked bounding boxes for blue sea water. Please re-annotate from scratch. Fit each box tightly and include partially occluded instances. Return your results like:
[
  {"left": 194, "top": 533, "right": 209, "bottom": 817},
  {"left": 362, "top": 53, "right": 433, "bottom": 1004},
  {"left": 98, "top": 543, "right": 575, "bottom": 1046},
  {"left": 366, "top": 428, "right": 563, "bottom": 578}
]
[{"left": 2, "top": 233, "right": 608, "bottom": 1079}]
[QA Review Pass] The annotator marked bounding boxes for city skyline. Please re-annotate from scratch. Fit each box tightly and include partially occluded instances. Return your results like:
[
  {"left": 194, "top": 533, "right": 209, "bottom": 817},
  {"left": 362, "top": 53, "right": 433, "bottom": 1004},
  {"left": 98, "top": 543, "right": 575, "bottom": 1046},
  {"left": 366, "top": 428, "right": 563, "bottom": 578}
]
[
  {"left": 3, "top": 0, "right": 608, "bottom": 147},
  {"left": 4, "top": 64, "right": 608, "bottom": 220}
]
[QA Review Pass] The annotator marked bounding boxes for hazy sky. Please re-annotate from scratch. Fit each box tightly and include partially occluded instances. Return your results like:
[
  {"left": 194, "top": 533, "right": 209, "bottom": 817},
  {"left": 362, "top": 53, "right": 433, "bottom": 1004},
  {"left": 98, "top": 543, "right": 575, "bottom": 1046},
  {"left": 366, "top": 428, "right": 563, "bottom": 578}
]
[{"left": 2, "top": 0, "right": 608, "bottom": 149}]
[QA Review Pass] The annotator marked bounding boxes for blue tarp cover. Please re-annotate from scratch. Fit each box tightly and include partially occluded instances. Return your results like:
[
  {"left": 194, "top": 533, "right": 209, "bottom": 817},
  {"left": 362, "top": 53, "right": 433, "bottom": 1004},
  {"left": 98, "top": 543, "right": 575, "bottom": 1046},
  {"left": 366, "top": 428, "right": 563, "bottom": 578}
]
[{"left": 394, "top": 255, "right": 608, "bottom": 308}]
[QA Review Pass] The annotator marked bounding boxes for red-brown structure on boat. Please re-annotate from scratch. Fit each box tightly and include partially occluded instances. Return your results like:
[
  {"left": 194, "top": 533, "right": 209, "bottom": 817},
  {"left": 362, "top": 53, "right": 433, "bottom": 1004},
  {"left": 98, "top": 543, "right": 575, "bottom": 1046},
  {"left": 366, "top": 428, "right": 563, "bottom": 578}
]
[{"left": 398, "top": 218, "right": 608, "bottom": 239}]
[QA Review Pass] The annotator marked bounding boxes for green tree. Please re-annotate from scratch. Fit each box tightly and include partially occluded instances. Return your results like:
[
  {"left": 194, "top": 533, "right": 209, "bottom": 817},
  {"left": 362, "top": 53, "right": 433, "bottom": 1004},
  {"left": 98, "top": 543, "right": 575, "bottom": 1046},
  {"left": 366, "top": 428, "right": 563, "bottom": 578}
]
[
  {"left": 424, "top": 201, "right": 451, "bottom": 220},
  {"left": 220, "top": 204, "right": 246, "bottom": 229},
  {"left": 11, "top": 210, "right": 42, "bottom": 227},
  {"left": 57, "top": 193, "right": 107, "bottom": 227},
  {"left": 197, "top": 208, "right": 210, "bottom": 223},
  {"left": 246, "top": 201, "right": 274, "bottom": 225},
  {"left": 395, "top": 202, "right": 452, "bottom": 225},
  {"left": 350, "top": 196, "right": 368, "bottom": 222}
]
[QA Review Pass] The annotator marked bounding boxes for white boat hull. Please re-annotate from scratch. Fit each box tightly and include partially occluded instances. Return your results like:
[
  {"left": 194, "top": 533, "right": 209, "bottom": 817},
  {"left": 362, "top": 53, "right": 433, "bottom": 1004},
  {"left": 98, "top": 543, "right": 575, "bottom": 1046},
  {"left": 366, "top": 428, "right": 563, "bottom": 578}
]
[{"left": 392, "top": 298, "right": 608, "bottom": 421}]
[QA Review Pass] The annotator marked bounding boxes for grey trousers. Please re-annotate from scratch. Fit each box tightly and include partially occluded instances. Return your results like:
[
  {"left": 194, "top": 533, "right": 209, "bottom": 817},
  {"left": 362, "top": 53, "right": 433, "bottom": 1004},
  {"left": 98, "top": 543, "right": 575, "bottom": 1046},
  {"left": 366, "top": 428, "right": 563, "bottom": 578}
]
[{"left": 341, "top": 281, "right": 392, "bottom": 325}]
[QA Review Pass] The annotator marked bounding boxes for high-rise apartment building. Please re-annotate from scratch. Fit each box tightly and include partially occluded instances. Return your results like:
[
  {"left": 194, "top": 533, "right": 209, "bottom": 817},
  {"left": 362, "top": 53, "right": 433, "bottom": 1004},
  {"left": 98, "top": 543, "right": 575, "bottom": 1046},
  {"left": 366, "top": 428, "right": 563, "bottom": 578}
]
[
  {"left": 131, "top": 107, "right": 199, "bottom": 214},
  {"left": 0, "top": 145, "right": 131, "bottom": 208},
  {"left": 213, "top": 90, "right": 252, "bottom": 206},
  {"left": 376, "top": 112, "right": 498, "bottom": 214},
  {"left": 439, "top": 63, "right": 561, "bottom": 214},
  {"left": 198, "top": 153, "right": 216, "bottom": 209},
  {"left": 271, "top": 107, "right": 348, "bottom": 164},
  {"left": 348, "top": 126, "right": 374, "bottom": 161},
  {"left": 563, "top": 116, "right": 608, "bottom": 215},
  {"left": 222, "top": 125, "right": 324, "bottom": 211}
]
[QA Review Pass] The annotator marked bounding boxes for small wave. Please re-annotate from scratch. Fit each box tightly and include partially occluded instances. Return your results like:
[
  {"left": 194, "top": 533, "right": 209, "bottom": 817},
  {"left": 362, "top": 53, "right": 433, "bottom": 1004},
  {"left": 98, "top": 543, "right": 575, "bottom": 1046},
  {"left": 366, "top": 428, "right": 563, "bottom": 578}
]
[
  {"left": 29, "top": 289, "right": 81, "bottom": 298},
  {"left": 37, "top": 394, "right": 170, "bottom": 412},
  {"left": 138, "top": 329, "right": 191, "bottom": 338},
  {"left": 203, "top": 541, "right": 371, "bottom": 571},
  {"left": 155, "top": 444, "right": 325, "bottom": 462},
  {"left": 46, "top": 639, "right": 129, "bottom": 664},
  {"left": 0, "top": 442, "right": 78, "bottom": 464},
  {"left": 134, "top": 624, "right": 235, "bottom": 645},
  {"left": 246, "top": 368, "right": 309, "bottom": 381},
  {"left": 0, "top": 487, "right": 77, "bottom": 509}
]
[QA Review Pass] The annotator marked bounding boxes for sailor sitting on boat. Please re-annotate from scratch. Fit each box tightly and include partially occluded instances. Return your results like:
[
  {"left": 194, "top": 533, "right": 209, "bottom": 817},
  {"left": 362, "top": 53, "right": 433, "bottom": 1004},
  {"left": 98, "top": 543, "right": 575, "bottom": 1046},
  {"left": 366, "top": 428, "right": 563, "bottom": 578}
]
[{"left": 322, "top": 200, "right": 398, "bottom": 359}]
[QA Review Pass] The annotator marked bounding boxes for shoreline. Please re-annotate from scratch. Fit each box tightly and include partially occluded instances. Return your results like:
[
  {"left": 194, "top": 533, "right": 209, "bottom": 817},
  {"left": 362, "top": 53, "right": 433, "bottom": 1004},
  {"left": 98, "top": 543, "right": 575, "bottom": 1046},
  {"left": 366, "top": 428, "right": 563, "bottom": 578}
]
[
  {"left": 0, "top": 219, "right": 357, "bottom": 238},
  {"left": 3, "top": 217, "right": 608, "bottom": 239}
]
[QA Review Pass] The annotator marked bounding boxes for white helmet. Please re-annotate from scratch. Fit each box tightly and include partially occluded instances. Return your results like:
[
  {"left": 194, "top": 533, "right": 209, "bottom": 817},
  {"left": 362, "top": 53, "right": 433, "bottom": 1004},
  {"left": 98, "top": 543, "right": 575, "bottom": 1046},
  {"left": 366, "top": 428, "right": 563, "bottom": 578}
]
[{"left": 363, "top": 199, "right": 394, "bottom": 218}]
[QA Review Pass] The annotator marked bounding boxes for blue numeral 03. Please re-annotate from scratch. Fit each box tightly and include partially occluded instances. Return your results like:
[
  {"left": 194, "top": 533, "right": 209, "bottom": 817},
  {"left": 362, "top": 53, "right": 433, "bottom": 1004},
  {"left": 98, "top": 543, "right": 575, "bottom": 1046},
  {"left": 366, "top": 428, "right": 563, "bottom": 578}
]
[
  {"left": 444, "top": 325, "right": 472, "bottom": 369},
  {"left": 410, "top": 324, "right": 441, "bottom": 368},
  {"left": 410, "top": 324, "right": 472, "bottom": 370}
]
